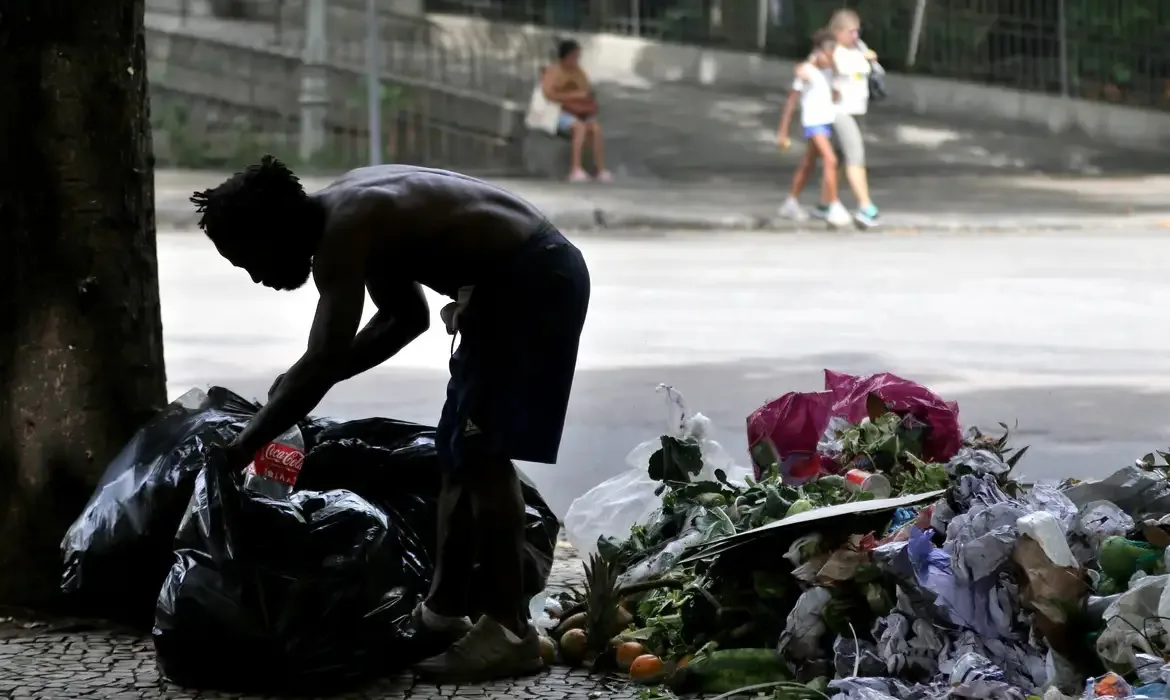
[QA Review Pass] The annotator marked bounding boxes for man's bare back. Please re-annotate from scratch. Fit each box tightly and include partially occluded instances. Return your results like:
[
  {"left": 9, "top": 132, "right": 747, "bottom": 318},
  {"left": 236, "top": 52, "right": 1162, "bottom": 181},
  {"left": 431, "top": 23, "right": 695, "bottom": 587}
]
[{"left": 312, "top": 166, "right": 550, "bottom": 298}]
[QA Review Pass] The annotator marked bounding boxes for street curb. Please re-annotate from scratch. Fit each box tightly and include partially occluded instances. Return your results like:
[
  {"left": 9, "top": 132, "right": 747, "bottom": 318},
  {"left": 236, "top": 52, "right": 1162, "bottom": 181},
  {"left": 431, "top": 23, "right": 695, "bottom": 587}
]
[{"left": 155, "top": 203, "right": 1170, "bottom": 235}]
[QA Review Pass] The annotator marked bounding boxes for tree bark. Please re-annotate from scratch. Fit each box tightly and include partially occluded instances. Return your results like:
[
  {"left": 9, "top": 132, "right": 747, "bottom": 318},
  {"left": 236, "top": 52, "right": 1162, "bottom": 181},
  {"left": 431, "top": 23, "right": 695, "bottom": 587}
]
[{"left": 0, "top": 0, "right": 167, "bottom": 606}]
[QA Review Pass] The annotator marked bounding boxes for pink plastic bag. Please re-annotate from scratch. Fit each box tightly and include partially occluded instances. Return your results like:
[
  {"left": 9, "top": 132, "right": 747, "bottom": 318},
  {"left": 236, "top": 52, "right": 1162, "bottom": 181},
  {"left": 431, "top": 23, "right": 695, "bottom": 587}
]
[
  {"left": 746, "top": 370, "right": 962, "bottom": 480},
  {"left": 745, "top": 389, "right": 833, "bottom": 482}
]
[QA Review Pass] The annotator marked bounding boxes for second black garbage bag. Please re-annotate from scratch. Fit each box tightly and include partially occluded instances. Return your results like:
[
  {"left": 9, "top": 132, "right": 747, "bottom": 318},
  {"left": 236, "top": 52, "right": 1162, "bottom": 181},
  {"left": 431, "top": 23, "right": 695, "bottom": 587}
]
[
  {"left": 153, "top": 450, "right": 426, "bottom": 693},
  {"left": 137, "top": 390, "right": 560, "bottom": 692},
  {"left": 297, "top": 418, "right": 561, "bottom": 603}
]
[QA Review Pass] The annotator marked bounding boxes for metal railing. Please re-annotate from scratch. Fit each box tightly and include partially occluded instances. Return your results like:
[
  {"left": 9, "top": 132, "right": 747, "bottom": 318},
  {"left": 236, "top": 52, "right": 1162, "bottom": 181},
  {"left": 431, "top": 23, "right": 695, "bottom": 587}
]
[
  {"left": 269, "top": 0, "right": 548, "bottom": 100},
  {"left": 145, "top": 25, "right": 524, "bottom": 173},
  {"left": 424, "top": 0, "right": 1170, "bottom": 110}
]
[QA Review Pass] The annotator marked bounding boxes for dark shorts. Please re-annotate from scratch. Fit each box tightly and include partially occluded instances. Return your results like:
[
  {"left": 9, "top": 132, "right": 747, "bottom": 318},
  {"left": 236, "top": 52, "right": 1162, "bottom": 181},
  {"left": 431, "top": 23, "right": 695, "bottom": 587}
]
[{"left": 436, "top": 224, "right": 590, "bottom": 470}]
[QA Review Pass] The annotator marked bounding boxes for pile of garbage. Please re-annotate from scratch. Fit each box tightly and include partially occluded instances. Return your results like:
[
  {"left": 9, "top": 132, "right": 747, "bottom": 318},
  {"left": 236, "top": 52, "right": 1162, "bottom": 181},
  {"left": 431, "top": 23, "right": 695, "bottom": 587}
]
[
  {"left": 59, "top": 386, "right": 560, "bottom": 694},
  {"left": 549, "top": 371, "right": 1170, "bottom": 700}
]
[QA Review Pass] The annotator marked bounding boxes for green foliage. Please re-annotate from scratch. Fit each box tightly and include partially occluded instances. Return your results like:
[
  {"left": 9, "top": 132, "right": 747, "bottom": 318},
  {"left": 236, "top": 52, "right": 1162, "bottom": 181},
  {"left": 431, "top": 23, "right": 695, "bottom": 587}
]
[{"left": 150, "top": 80, "right": 414, "bottom": 172}]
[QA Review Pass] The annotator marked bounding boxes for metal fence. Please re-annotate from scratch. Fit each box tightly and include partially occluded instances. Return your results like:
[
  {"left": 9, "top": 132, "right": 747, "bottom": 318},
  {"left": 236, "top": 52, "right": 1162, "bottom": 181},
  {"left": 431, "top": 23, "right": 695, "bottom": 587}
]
[
  {"left": 272, "top": 0, "right": 547, "bottom": 99},
  {"left": 144, "top": 4, "right": 532, "bottom": 173},
  {"left": 424, "top": 0, "right": 1170, "bottom": 109}
]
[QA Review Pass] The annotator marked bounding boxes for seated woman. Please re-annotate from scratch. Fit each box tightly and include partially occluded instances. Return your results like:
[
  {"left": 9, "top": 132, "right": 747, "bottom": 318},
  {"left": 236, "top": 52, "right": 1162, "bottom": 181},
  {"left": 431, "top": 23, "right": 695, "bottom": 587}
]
[{"left": 540, "top": 39, "right": 612, "bottom": 183}]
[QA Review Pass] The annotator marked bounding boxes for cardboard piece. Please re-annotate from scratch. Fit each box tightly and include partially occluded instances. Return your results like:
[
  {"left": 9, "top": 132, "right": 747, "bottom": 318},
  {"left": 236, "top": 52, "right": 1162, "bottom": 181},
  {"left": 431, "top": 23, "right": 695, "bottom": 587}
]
[{"left": 677, "top": 489, "right": 946, "bottom": 564}]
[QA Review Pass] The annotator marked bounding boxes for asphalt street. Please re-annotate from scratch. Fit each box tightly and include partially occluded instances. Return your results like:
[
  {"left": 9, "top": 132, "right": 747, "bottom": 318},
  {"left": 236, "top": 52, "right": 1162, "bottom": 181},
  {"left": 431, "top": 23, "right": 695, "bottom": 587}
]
[{"left": 160, "top": 227, "right": 1170, "bottom": 517}]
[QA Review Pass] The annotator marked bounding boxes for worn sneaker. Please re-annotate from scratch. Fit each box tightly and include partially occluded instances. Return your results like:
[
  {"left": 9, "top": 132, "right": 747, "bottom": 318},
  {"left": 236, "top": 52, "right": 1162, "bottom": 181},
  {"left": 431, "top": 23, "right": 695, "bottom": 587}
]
[
  {"left": 810, "top": 203, "right": 831, "bottom": 220},
  {"left": 596, "top": 169, "right": 614, "bottom": 183},
  {"left": 568, "top": 169, "right": 590, "bottom": 183},
  {"left": 415, "top": 616, "right": 544, "bottom": 682},
  {"left": 412, "top": 603, "right": 473, "bottom": 642},
  {"left": 854, "top": 204, "right": 881, "bottom": 229},
  {"left": 825, "top": 202, "right": 853, "bottom": 228},
  {"left": 777, "top": 196, "right": 809, "bottom": 221}
]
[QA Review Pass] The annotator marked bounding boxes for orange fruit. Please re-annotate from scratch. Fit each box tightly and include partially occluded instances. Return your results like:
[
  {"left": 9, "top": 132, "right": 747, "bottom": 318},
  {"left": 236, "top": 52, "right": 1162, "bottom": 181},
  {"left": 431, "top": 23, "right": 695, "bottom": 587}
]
[
  {"left": 615, "top": 641, "right": 647, "bottom": 670},
  {"left": 629, "top": 653, "right": 665, "bottom": 682}
]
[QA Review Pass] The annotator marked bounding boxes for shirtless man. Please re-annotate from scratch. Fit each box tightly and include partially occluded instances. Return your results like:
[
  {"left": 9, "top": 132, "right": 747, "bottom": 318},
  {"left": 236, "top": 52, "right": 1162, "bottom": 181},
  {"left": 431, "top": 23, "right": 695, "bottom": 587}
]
[{"left": 192, "top": 157, "right": 590, "bottom": 681}]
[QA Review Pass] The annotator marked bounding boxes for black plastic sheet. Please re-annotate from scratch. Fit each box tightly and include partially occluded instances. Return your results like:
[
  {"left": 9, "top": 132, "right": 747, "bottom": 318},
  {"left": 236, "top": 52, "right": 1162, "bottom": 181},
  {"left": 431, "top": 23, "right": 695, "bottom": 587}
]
[
  {"left": 61, "top": 386, "right": 561, "bottom": 691},
  {"left": 59, "top": 387, "right": 267, "bottom": 624},
  {"left": 153, "top": 452, "right": 425, "bottom": 693},
  {"left": 298, "top": 418, "right": 560, "bottom": 601}
]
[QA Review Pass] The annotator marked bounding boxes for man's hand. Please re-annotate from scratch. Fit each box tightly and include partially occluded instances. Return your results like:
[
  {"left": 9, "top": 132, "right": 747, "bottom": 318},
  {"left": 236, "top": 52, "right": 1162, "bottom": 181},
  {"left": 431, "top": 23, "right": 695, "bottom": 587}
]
[
  {"left": 268, "top": 373, "right": 286, "bottom": 401},
  {"left": 217, "top": 441, "right": 253, "bottom": 473},
  {"left": 777, "top": 130, "right": 792, "bottom": 151},
  {"left": 440, "top": 302, "right": 461, "bottom": 335},
  {"left": 864, "top": 49, "right": 878, "bottom": 61}
]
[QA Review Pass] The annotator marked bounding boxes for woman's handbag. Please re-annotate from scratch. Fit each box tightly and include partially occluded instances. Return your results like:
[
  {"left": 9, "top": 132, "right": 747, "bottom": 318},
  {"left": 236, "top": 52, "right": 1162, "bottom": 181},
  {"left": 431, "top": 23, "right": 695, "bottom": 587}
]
[
  {"left": 868, "top": 67, "right": 888, "bottom": 102},
  {"left": 525, "top": 78, "right": 562, "bottom": 135},
  {"left": 857, "top": 39, "right": 889, "bottom": 102}
]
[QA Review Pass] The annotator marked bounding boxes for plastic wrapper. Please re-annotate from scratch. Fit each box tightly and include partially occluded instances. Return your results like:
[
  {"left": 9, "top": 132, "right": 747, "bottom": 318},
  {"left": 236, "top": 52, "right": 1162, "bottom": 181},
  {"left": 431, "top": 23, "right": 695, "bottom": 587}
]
[
  {"left": 777, "top": 586, "right": 833, "bottom": 663},
  {"left": 153, "top": 452, "right": 426, "bottom": 693},
  {"left": 1069, "top": 501, "right": 1134, "bottom": 568},
  {"left": 1064, "top": 465, "right": 1170, "bottom": 515},
  {"left": 746, "top": 370, "right": 962, "bottom": 480},
  {"left": 949, "top": 652, "right": 1026, "bottom": 700},
  {"left": 563, "top": 384, "right": 751, "bottom": 556},
  {"left": 827, "top": 677, "right": 917, "bottom": 700},
  {"left": 1084, "top": 672, "right": 1133, "bottom": 698},
  {"left": 1096, "top": 574, "right": 1169, "bottom": 670},
  {"left": 833, "top": 636, "right": 887, "bottom": 678}
]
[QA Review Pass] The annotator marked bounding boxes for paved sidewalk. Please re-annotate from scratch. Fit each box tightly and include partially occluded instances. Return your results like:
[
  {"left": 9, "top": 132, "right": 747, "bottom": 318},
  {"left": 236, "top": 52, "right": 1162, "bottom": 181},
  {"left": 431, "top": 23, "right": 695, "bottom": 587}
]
[
  {"left": 157, "top": 168, "right": 1170, "bottom": 234},
  {"left": 0, "top": 541, "right": 645, "bottom": 700}
]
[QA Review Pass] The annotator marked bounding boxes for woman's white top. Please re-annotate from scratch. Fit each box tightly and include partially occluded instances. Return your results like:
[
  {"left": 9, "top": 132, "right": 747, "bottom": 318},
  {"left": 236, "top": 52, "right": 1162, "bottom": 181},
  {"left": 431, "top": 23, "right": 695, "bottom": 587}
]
[{"left": 832, "top": 44, "right": 873, "bottom": 116}]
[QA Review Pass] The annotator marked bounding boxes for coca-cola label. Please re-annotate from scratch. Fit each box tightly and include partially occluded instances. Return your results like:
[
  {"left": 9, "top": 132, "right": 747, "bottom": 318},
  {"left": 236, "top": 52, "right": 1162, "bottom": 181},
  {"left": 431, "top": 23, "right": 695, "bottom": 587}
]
[{"left": 252, "top": 442, "right": 305, "bottom": 486}]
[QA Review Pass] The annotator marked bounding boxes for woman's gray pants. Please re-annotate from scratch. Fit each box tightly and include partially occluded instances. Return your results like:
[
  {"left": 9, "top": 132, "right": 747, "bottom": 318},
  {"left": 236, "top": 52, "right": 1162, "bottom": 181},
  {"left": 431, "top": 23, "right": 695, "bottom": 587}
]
[{"left": 833, "top": 112, "right": 867, "bottom": 167}]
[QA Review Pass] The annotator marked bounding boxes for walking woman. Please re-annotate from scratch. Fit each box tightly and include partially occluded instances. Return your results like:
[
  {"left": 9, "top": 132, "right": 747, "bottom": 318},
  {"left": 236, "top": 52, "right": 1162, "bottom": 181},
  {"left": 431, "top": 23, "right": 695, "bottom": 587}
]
[{"left": 825, "top": 9, "right": 881, "bottom": 228}]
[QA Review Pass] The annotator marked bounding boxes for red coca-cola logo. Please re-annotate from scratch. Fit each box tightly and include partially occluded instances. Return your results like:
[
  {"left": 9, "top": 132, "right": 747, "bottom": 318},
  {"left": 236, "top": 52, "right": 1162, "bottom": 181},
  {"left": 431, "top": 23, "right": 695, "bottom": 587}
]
[{"left": 253, "top": 442, "right": 305, "bottom": 485}]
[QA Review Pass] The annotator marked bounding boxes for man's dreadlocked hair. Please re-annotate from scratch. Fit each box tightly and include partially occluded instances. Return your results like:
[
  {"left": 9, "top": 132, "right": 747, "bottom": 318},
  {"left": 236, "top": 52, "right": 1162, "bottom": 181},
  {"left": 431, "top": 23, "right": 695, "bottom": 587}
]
[{"left": 190, "top": 155, "right": 308, "bottom": 249}]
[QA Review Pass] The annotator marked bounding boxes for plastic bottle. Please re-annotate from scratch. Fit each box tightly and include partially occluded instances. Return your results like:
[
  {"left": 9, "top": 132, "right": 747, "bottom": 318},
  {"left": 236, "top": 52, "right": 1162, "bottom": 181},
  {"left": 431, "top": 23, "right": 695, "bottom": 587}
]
[{"left": 242, "top": 424, "right": 306, "bottom": 499}]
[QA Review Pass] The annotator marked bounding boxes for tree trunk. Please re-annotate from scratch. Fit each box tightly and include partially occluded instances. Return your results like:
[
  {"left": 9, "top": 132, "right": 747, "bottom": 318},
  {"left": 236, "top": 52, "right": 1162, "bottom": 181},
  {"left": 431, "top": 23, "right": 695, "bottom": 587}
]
[{"left": 0, "top": 0, "right": 167, "bottom": 607}]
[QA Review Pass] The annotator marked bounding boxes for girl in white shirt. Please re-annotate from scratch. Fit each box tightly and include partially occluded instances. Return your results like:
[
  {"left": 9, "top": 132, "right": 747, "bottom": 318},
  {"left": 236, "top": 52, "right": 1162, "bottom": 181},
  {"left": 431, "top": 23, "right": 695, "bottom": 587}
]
[{"left": 776, "top": 30, "right": 852, "bottom": 228}]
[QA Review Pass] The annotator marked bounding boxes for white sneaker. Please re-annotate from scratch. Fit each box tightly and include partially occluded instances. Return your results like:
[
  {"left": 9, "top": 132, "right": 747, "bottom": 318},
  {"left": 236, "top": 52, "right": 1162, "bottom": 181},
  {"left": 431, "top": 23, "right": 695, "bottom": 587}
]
[
  {"left": 414, "top": 616, "right": 543, "bottom": 682},
  {"left": 777, "top": 196, "right": 809, "bottom": 221},
  {"left": 825, "top": 202, "right": 853, "bottom": 228}
]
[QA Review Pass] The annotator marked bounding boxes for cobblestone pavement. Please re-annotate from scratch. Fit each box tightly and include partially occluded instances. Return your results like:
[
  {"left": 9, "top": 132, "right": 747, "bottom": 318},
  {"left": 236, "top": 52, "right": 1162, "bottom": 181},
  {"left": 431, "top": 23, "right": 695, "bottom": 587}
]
[{"left": 0, "top": 542, "right": 649, "bottom": 700}]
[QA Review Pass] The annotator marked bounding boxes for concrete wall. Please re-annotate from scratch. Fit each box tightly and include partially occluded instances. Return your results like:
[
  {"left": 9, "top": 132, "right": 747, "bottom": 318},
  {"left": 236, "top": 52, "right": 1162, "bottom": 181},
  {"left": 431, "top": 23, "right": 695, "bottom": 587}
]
[
  {"left": 146, "top": 26, "right": 527, "bottom": 171},
  {"left": 428, "top": 13, "right": 1170, "bottom": 151}
]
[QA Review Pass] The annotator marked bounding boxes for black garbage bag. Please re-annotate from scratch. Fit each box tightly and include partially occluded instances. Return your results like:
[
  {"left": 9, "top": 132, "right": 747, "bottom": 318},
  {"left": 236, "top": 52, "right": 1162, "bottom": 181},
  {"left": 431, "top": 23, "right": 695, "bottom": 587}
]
[
  {"left": 60, "top": 387, "right": 262, "bottom": 625},
  {"left": 153, "top": 452, "right": 425, "bottom": 693},
  {"left": 296, "top": 418, "right": 561, "bottom": 601}
]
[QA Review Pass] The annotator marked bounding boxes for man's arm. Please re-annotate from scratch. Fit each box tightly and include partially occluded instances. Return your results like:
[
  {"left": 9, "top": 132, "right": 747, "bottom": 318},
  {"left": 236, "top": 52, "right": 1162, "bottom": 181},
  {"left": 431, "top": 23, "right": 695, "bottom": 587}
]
[
  {"left": 229, "top": 213, "right": 368, "bottom": 460},
  {"left": 338, "top": 281, "right": 429, "bottom": 382}
]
